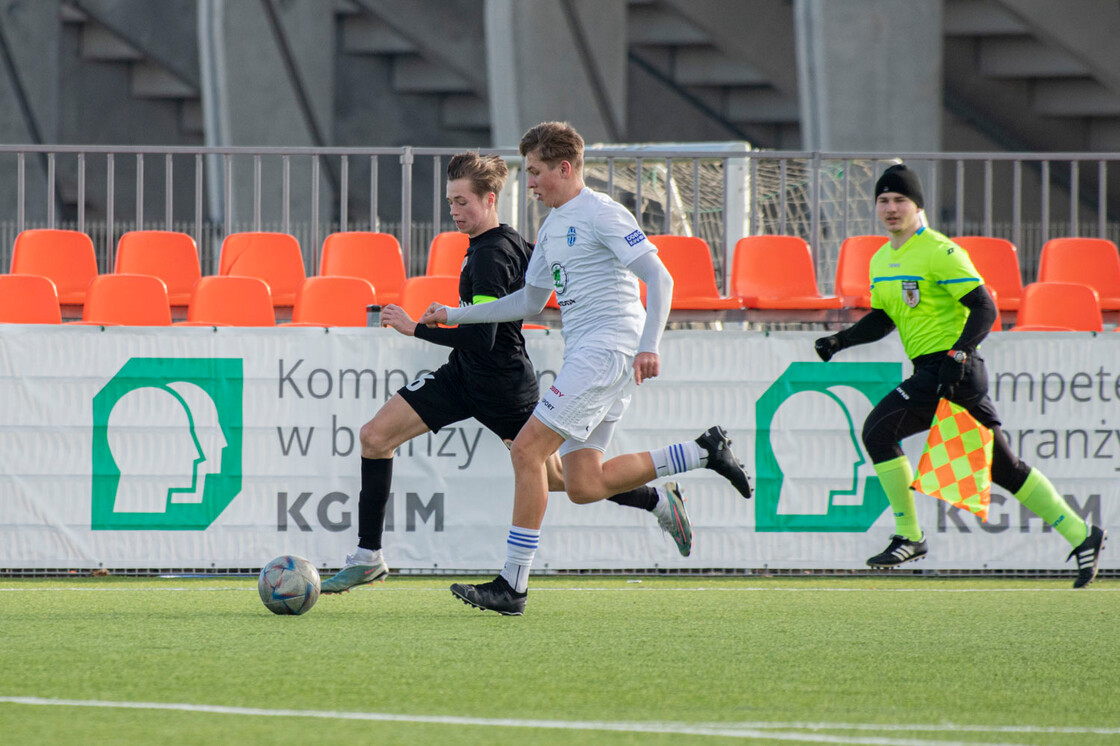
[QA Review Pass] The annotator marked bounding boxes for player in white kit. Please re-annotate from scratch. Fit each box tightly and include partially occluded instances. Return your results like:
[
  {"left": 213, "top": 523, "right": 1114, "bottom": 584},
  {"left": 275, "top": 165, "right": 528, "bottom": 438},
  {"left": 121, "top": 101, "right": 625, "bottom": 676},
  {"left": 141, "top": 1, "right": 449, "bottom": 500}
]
[{"left": 420, "top": 122, "right": 752, "bottom": 614}]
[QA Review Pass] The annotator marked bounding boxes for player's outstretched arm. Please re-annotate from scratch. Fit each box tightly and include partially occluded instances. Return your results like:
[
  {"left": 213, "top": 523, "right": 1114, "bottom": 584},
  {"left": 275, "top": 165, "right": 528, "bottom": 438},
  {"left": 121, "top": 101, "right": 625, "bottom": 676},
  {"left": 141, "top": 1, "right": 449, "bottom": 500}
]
[
  {"left": 381, "top": 303, "right": 418, "bottom": 336},
  {"left": 814, "top": 308, "right": 895, "bottom": 361},
  {"left": 439, "top": 285, "right": 552, "bottom": 326}
]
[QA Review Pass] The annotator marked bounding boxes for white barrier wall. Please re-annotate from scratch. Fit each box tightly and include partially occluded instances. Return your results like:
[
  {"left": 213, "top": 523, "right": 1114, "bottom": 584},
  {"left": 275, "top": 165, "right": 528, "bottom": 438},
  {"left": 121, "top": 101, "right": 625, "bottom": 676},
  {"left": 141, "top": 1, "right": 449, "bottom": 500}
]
[{"left": 0, "top": 326, "right": 1115, "bottom": 573}]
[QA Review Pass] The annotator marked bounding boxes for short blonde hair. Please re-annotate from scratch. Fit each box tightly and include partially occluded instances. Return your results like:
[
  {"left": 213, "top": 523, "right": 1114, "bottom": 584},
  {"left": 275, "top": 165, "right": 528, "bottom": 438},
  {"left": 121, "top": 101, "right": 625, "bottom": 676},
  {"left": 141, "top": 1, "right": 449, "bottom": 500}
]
[
  {"left": 446, "top": 152, "right": 508, "bottom": 198},
  {"left": 519, "top": 121, "right": 584, "bottom": 171}
]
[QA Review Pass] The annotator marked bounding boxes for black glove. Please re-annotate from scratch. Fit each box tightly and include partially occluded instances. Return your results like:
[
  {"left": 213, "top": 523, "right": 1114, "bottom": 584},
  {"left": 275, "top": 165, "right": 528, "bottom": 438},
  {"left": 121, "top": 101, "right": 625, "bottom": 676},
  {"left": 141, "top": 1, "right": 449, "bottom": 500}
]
[
  {"left": 815, "top": 335, "right": 842, "bottom": 362},
  {"left": 937, "top": 352, "right": 967, "bottom": 400}
]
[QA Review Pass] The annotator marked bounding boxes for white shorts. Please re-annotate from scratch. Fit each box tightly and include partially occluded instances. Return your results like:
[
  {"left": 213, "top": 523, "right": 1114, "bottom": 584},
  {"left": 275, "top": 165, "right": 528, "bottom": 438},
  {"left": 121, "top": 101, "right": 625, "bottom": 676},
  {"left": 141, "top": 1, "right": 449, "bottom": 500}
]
[{"left": 534, "top": 347, "right": 635, "bottom": 454}]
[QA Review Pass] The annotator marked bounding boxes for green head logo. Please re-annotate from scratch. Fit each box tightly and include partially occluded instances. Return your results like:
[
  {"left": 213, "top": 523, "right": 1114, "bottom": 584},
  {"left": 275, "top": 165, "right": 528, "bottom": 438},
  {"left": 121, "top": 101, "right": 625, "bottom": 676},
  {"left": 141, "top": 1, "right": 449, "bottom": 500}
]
[
  {"left": 755, "top": 361, "right": 900, "bottom": 532},
  {"left": 92, "top": 358, "right": 243, "bottom": 530}
]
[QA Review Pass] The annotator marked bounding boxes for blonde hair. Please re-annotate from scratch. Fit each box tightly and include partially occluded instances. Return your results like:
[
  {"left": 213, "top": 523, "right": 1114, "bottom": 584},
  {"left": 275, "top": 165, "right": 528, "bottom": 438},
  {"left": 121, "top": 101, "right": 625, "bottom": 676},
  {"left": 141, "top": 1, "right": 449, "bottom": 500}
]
[
  {"left": 446, "top": 152, "right": 508, "bottom": 198},
  {"left": 518, "top": 121, "right": 584, "bottom": 171}
]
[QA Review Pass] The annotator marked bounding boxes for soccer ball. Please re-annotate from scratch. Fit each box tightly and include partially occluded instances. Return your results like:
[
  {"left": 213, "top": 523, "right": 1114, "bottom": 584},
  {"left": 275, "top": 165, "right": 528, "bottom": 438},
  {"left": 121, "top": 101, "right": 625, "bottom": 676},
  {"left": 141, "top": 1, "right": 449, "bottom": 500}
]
[{"left": 258, "top": 555, "right": 321, "bottom": 615}]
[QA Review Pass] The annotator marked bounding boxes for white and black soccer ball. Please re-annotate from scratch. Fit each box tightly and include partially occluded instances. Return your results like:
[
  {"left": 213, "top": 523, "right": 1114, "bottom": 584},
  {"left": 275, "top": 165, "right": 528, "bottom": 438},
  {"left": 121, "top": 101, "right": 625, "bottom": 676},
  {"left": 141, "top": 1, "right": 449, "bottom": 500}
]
[{"left": 258, "top": 555, "right": 321, "bottom": 616}]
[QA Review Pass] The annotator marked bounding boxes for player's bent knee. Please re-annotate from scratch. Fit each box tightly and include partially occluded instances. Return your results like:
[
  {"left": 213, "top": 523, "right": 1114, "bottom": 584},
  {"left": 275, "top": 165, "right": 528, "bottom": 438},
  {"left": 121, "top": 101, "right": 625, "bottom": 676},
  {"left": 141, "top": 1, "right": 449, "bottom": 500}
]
[{"left": 359, "top": 421, "right": 397, "bottom": 458}]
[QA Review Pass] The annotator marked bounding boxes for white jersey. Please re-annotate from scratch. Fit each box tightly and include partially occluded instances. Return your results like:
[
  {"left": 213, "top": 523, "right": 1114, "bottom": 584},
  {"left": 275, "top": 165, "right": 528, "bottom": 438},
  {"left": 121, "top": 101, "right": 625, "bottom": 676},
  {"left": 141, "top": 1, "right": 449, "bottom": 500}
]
[{"left": 527, "top": 187, "right": 655, "bottom": 356}]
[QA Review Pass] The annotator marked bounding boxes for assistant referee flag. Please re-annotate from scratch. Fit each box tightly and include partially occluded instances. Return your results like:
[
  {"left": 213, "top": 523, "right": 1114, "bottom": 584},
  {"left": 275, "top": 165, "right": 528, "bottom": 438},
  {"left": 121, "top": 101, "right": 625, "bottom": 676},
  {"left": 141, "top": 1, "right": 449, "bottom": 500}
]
[{"left": 911, "top": 399, "right": 994, "bottom": 521}]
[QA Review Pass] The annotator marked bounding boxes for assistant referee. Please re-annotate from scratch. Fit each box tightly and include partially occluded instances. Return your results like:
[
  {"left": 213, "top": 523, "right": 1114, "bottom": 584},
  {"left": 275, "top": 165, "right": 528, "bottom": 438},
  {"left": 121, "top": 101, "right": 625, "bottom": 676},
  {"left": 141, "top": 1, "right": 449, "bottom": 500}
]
[{"left": 815, "top": 163, "right": 1105, "bottom": 587}]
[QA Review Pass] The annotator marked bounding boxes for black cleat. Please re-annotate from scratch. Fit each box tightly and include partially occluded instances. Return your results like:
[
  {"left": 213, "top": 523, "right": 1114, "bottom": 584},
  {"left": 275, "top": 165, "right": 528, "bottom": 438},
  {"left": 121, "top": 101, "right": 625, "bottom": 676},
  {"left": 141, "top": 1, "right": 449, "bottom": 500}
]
[
  {"left": 867, "top": 534, "right": 928, "bottom": 568},
  {"left": 450, "top": 575, "right": 527, "bottom": 616},
  {"left": 1068, "top": 525, "right": 1106, "bottom": 589},
  {"left": 696, "top": 426, "right": 752, "bottom": 499}
]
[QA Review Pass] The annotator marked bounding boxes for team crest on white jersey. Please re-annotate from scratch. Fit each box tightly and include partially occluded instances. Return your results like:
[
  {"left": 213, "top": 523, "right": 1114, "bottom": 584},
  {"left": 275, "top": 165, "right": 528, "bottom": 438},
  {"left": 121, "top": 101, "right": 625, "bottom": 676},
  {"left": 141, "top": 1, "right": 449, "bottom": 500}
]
[
  {"left": 566, "top": 226, "right": 577, "bottom": 246},
  {"left": 551, "top": 262, "right": 568, "bottom": 294},
  {"left": 902, "top": 280, "right": 920, "bottom": 307}
]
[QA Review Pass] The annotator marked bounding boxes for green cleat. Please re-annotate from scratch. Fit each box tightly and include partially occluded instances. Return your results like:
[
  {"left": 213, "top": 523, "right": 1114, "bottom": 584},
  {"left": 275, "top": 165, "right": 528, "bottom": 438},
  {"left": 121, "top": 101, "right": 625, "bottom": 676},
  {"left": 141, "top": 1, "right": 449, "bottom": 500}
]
[
  {"left": 320, "top": 554, "right": 389, "bottom": 594},
  {"left": 655, "top": 482, "right": 692, "bottom": 557}
]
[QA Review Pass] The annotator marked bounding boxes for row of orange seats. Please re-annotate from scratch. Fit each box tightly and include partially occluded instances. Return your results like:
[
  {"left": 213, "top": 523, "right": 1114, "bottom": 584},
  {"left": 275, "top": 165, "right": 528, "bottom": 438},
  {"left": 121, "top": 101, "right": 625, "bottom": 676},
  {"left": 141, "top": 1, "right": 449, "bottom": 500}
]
[
  {"left": 3, "top": 228, "right": 1118, "bottom": 330},
  {"left": 835, "top": 234, "right": 1120, "bottom": 332},
  {"left": 836, "top": 234, "right": 1120, "bottom": 312},
  {"left": 656, "top": 233, "right": 1120, "bottom": 316},
  {"left": 0, "top": 228, "right": 471, "bottom": 326}
]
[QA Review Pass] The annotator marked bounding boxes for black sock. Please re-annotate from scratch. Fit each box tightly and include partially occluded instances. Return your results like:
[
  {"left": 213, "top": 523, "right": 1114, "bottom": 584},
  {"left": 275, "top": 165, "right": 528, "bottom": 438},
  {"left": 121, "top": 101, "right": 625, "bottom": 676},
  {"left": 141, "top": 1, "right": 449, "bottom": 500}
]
[
  {"left": 607, "top": 485, "right": 659, "bottom": 512},
  {"left": 357, "top": 457, "right": 393, "bottom": 551}
]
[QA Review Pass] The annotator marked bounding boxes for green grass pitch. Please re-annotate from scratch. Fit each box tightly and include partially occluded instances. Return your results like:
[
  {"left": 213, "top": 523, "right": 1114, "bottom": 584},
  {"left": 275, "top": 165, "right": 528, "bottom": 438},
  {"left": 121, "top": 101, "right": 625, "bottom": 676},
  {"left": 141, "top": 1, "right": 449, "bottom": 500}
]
[{"left": 1, "top": 575, "right": 1117, "bottom": 745}]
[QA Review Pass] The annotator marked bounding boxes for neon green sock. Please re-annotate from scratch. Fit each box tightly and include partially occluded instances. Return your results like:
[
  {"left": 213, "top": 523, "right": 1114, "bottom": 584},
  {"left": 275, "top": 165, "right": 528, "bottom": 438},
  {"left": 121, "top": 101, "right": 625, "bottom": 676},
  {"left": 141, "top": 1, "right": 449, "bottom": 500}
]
[
  {"left": 873, "top": 456, "right": 922, "bottom": 541},
  {"left": 1013, "top": 468, "right": 1087, "bottom": 547}
]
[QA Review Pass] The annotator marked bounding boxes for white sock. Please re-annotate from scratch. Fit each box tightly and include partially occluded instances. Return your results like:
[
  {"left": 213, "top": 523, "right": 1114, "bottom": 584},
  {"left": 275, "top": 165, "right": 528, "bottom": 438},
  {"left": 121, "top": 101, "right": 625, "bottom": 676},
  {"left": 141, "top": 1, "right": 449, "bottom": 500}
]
[
  {"left": 349, "top": 546, "right": 382, "bottom": 566},
  {"left": 651, "top": 486, "right": 671, "bottom": 521},
  {"left": 649, "top": 441, "right": 705, "bottom": 477},
  {"left": 498, "top": 526, "right": 539, "bottom": 593}
]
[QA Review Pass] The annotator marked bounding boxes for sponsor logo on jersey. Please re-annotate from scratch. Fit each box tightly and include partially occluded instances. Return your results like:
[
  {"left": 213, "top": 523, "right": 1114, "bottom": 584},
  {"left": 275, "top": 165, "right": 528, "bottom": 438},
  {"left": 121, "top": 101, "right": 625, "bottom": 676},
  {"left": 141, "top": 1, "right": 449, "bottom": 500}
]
[
  {"left": 549, "top": 385, "right": 564, "bottom": 398},
  {"left": 551, "top": 262, "right": 568, "bottom": 295},
  {"left": 625, "top": 229, "right": 646, "bottom": 247},
  {"left": 566, "top": 226, "right": 577, "bottom": 247}
]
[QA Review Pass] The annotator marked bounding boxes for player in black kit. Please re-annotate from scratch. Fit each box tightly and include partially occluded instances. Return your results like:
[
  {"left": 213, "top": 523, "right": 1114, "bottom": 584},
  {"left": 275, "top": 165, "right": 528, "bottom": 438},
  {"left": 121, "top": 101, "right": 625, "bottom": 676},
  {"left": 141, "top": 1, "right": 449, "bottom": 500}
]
[{"left": 321, "top": 152, "right": 691, "bottom": 593}]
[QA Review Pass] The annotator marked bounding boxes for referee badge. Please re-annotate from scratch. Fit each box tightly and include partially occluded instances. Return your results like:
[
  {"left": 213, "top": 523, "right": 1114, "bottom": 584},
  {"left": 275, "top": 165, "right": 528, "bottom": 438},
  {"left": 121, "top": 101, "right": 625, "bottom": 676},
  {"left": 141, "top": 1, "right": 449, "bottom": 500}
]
[{"left": 902, "top": 280, "right": 920, "bottom": 307}]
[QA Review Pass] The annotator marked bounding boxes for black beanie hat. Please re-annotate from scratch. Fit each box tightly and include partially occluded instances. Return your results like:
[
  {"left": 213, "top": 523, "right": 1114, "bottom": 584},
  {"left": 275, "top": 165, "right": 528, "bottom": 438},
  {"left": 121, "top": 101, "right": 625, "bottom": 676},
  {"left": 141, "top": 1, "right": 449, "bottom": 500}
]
[{"left": 875, "top": 164, "right": 924, "bottom": 209}]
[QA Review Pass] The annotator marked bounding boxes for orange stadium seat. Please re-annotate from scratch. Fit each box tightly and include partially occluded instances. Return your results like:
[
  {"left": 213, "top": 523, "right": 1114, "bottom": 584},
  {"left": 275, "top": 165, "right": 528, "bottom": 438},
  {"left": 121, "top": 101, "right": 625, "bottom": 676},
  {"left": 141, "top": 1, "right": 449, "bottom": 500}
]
[
  {"left": 953, "top": 236, "right": 1024, "bottom": 312},
  {"left": 281, "top": 276, "right": 377, "bottom": 328},
  {"left": 218, "top": 232, "right": 305, "bottom": 307},
  {"left": 427, "top": 231, "right": 469, "bottom": 276},
  {"left": 834, "top": 235, "right": 885, "bottom": 308},
  {"left": 1038, "top": 237, "right": 1120, "bottom": 310},
  {"left": 10, "top": 229, "right": 99, "bottom": 305},
  {"left": 0, "top": 274, "right": 61, "bottom": 324},
  {"left": 397, "top": 276, "right": 460, "bottom": 321},
  {"left": 984, "top": 286, "right": 1002, "bottom": 332},
  {"left": 731, "top": 235, "right": 842, "bottom": 309},
  {"left": 320, "top": 232, "right": 406, "bottom": 306},
  {"left": 181, "top": 276, "right": 276, "bottom": 327},
  {"left": 78, "top": 274, "right": 172, "bottom": 326},
  {"left": 646, "top": 235, "right": 741, "bottom": 310},
  {"left": 114, "top": 230, "right": 201, "bottom": 306},
  {"left": 1011, "top": 282, "right": 1102, "bottom": 332}
]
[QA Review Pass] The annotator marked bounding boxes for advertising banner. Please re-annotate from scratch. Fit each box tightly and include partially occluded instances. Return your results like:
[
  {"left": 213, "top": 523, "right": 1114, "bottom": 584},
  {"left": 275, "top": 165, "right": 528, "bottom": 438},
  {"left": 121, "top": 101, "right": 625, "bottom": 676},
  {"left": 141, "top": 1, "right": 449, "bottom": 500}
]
[{"left": 0, "top": 326, "right": 1114, "bottom": 573}]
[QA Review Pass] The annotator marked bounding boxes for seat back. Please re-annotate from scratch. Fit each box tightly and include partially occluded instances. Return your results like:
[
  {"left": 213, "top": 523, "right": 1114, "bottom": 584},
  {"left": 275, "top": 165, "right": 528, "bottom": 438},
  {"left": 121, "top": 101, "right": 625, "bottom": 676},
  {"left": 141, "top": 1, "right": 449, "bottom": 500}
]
[
  {"left": 398, "top": 276, "right": 461, "bottom": 320},
  {"left": 11, "top": 229, "right": 99, "bottom": 305},
  {"left": 1038, "top": 237, "right": 1120, "bottom": 309},
  {"left": 952, "top": 236, "right": 1024, "bottom": 311},
  {"left": 82, "top": 274, "right": 172, "bottom": 326},
  {"left": 320, "top": 232, "right": 406, "bottom": 305},
  {"left": 730, "top": 235, "right": 840, "bottom": 308},
  {"left": 645, "top": 234, "right": 740, "bottom": 310},
  {"left": 114, "top": 230, "right": 201, "bottom": 306},
  {"left": 218, "top": 232, "right": 306, "bottom": 306},
  {"left": 186, "top": 276, "right": 276, "bottom": 326},
  {"left": 427, "top": 231, "right": 469, "bottom": 276},
  {"left": 0, "top": 274, "right": 62, "bottom": 324},
  {"left": 834, "top": 235, "right": 885, "bottom": 308},
  {"left": 289, "top": 276, "right": 377, "bottom": 327},
  {"left": 1013, "top": 281, "right": 1102, "bottom": 332}
]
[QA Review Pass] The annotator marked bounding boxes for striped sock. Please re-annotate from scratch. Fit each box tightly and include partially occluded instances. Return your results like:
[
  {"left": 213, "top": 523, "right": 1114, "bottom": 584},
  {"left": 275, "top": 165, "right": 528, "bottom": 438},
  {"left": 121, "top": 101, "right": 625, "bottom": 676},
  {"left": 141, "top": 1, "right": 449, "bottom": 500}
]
[
  {"left": 649, "top": 441, "right": 705, "bottom": 477},
  {"left": 499, "top": 526, "right": 539, "bottom": 593}
]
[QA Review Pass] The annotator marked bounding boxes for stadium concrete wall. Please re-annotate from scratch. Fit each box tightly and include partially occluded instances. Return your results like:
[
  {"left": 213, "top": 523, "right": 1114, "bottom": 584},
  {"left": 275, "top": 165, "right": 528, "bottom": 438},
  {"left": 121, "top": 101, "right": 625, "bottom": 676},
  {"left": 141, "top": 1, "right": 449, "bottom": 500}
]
[{"left": 0, "top": 327, "right": 1115, "bottom": 573}]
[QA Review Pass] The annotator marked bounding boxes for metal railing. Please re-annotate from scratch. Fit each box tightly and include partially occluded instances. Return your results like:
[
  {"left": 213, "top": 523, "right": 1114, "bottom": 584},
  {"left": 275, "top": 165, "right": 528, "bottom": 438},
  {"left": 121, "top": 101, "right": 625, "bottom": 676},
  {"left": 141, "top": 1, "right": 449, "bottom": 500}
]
[{"left": 1, "top": 144, "right": 1118, "bottom": 291}]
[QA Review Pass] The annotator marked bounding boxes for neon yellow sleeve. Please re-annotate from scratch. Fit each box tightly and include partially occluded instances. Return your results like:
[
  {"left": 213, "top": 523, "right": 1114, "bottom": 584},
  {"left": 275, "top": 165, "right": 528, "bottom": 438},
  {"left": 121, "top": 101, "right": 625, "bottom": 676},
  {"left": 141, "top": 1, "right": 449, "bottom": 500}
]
[{"left": 472, "top": 294, "right": 498, "bottom": 305}]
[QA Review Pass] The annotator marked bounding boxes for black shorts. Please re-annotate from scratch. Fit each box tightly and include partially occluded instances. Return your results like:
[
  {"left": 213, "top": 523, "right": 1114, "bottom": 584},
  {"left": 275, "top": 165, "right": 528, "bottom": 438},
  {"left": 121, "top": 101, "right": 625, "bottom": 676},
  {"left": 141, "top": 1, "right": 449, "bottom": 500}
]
[
  {"left": 398, "top": 362, "right": 536, "bottom": 442},
  {"left": 862, "top": 351, "right": 1002, "bottom": 459},
  {"left": 862, "top": 351, "right": 1031, "bottom": 491}
]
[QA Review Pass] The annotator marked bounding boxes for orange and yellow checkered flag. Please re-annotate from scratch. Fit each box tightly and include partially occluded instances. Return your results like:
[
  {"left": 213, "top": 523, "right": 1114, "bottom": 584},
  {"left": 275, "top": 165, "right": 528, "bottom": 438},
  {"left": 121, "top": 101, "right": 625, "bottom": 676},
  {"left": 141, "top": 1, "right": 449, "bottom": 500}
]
[{"left": 911, "top": 399, "right": 994, "bottom": 521}]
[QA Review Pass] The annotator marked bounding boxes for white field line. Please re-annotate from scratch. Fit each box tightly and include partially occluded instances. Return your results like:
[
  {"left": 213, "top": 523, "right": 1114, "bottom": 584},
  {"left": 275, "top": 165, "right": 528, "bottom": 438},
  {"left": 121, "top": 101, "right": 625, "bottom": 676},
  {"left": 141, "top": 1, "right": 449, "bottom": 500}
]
[
  {"left": 3, "top": 696, "right": 1115, "bottom": 745},
  {"left": 0, "top": 585, "right": 1116, "bottom": 593}
]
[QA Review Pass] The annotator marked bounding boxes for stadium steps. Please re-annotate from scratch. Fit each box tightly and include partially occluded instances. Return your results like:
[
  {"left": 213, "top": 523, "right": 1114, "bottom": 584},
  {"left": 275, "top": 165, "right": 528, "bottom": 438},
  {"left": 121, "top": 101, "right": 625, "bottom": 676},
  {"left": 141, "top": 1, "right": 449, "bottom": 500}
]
[
  {"left": 61, "top": 2, "right": 202, "bottom": 138},
  {"left": 338, "top": 1, "right": 491, "bottom": 135}
]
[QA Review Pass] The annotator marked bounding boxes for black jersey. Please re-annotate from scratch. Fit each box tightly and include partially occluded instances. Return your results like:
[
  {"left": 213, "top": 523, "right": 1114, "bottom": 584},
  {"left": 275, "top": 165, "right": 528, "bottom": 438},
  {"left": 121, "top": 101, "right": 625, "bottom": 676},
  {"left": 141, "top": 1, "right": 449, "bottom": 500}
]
[{"left": 415, "top": 224, "right": 538, "bottom": 412}]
